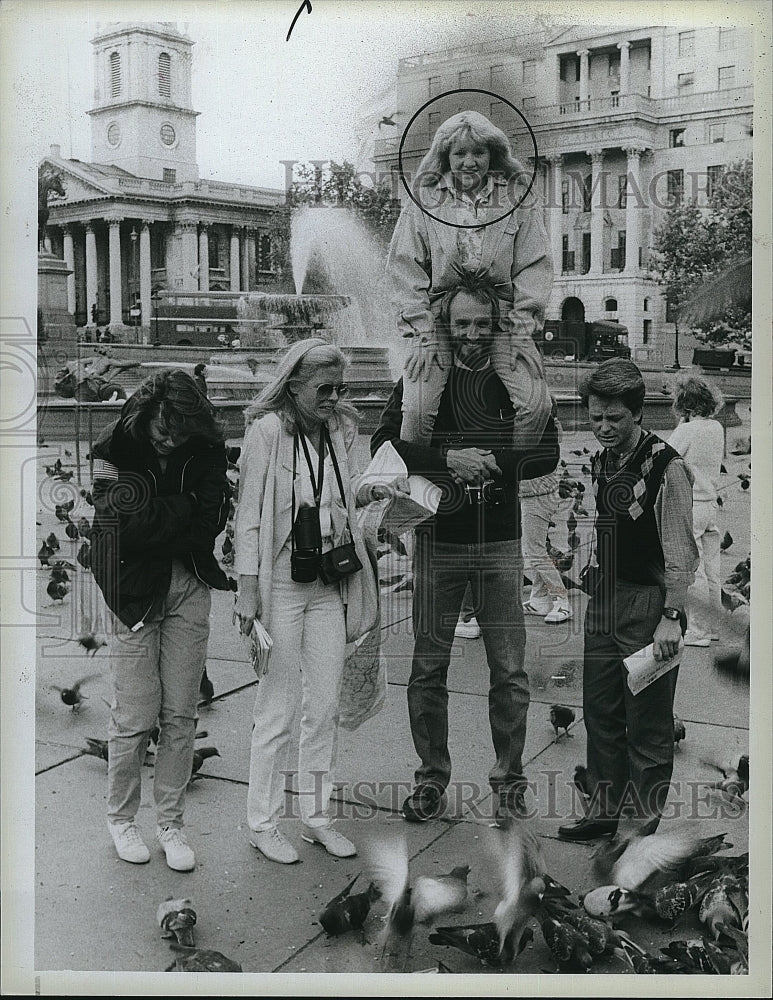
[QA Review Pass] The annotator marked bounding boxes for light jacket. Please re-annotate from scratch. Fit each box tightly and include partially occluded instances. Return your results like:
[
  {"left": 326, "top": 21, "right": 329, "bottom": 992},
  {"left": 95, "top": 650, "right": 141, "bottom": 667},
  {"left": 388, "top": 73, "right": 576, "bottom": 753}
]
[
  {"left": 234, "top": 410, "right": 375, "bottom": 642},
  {"left": 386, "top": 173, "right": 554, "bottom": 344}
]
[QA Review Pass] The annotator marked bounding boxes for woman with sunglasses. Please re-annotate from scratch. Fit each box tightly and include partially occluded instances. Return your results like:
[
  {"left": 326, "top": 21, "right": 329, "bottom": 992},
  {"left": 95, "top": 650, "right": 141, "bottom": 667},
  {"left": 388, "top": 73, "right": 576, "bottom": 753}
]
[
  {"left": 233, "top": 339, "right": 397, "bottom": 864},
  {"left": 387, "top": 110, "right": 553, "bottom": 449}
]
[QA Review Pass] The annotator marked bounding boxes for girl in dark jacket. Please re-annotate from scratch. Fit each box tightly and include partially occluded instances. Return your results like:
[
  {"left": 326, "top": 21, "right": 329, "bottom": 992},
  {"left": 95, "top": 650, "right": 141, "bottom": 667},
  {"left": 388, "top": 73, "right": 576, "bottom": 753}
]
[{"left": 90, "top": 370, "right": 231, "bottom": 871}]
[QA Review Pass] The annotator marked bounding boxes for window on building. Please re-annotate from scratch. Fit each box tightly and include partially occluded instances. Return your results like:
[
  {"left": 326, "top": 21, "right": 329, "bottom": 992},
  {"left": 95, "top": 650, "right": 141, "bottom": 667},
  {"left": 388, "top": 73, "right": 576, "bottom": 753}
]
[
  {"left": 618, "top": 174, "right": 627, "bottom": 209},
  {"left": 582, "top": 232, "right": 591, "bottom": 274},
  {"left": 707, "top": 164, "right": 724, "bottom": 199},
  {"left": 208, "top": 231, "right": 220, "bottom": 268},
  {"left": 669, "top": 127, "right": 686, "bottom": 147},
  {"left": 458, "top": 69, "right": 472, "bottom": 88},
  {"left": 605, "top": 297, "right": 618, "bottom": 311},
  {"left": 718, "top": 65, "right": 735, "bottom": 89},
  {"left": 677, "top": 71, "right": 694, "bottom": 88},
  {"left": 561, "top": 234, "right": 575, "bottom": 273},
  {"left": 428, "top": 75, "right": 441, "bottom": 97},
  {"left": 582, "top": 174, "right": 592, "bottom": 213},
  {"left": 665, "top": 297, "right": 676, "bottom": 323},
  {"left": 643, "top": 297, "right": 650, "bottom": 311},
  {"left": 163, "top": 168, "right": 176, "bottom": 184},
  {"left": 158, "top": 53, "right": 171, "bottom": 97},
  {"left": 428, "top": 111, "right": 441, "bottom": 135},
  {"left": 610, "top": 89, "right": 620, "bottom": 108},
  {"left": 667, "top": 168, "right": 684, "bottom": 205},
  {"left": 643, "top": 319, "right": 652, "bottom": 343},
  {"left": 522, "top": 96, "right": 536, "bottom": 112},
  {"left": 490, "top": 64, "right": 504, "bottom": 86},
  {"left": 678, "top": 30, "right": 695, "bottom": 57},
  {"left": 110, "top": 52, "right": 121, "bottom": 98},
  {"left": 708, "top": 122, "right": 725, "bottom": 143},
  {"left": 489, "top": 100, "right": 504, "bottom": 121},
  {"left": 150, "top": 228, "right": 166, "bottom": 270},
  {"left": 719, "top": 27, "right": 736, "bottom": 51},
  {"left": 522, "top": 59, "right": 536, "bottom": 86},
  {"left": 561, "top": 179, "right": 569, "bottom": 214},
  {"left": 608, "top": 52, "right": 620, "bottom": 77},
  {"left": 560, "top": 55, "right": 580, "bottom": 82},
  {"left": 258, "top": 234, "right": 273, "bottom": 272}
]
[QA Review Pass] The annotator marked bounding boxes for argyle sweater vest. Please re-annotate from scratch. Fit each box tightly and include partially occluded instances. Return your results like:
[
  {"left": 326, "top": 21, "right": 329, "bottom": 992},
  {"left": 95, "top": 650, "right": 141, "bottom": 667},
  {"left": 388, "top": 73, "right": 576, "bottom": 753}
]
[{"left": 592, "top": 432, "right": 680, "bottom": 588}]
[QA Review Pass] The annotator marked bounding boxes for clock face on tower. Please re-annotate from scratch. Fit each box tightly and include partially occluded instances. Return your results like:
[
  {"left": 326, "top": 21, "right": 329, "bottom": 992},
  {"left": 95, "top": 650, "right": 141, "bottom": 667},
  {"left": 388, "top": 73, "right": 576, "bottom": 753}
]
[
  {"left": 160, "top": 123, "right": 176, "bottom": 146},
  {"left": 107, "top": 122, "right": 121, "bottom": 146}
]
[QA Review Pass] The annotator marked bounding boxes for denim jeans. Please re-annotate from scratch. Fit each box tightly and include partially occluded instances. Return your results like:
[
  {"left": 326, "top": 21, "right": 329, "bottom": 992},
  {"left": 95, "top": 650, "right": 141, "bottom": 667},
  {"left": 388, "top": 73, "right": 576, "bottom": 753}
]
[
  {"left": 410, "top": 531, "right": 529, "bottom": 792},
  {"left": 247, "top": 544, "right": 347, "bottom": 832},
  {"left": 107, "top": 560, "right": 211, "bottom": 828}
]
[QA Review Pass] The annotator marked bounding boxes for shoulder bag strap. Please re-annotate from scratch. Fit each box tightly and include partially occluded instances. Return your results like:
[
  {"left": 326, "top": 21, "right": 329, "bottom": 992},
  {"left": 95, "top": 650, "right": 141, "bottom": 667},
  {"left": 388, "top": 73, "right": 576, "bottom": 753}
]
[{"left": 324, "top": 426, "right": 354, "bottom": 542}]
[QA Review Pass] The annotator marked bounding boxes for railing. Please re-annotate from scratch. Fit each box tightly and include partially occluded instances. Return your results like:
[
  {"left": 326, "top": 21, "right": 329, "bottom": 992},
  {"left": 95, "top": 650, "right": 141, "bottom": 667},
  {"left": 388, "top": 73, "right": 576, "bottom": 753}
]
[
  {"left": 116, "top": 176, "right": 284, "bottom": 205},
  {"left": 398, "top": 33, "right": 544, "bottom": 69},
  {"left": 655, "top": 85, "right": 752, "bottom": 115}
]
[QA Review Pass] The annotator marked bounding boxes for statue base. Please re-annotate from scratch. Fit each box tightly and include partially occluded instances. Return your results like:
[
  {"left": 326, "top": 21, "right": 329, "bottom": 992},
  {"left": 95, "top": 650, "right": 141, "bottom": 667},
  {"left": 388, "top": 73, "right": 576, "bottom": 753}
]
[{"left": 38, "top": 252, "right": 78, "bottom": 393}]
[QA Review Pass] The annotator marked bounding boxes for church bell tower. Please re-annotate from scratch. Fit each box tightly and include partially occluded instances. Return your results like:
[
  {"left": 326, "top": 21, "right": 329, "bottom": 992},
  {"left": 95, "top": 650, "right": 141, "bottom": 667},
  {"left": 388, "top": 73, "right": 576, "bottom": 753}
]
[{"left": 87, "top": 22, "right": 199, "bottom": 182}]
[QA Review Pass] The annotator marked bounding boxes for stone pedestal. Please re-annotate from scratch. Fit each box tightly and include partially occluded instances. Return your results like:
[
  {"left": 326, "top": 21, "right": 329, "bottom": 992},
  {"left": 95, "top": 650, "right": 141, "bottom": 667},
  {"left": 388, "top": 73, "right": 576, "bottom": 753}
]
[{"left": 38, "top": 252, "right": 79, "bottom": 393}]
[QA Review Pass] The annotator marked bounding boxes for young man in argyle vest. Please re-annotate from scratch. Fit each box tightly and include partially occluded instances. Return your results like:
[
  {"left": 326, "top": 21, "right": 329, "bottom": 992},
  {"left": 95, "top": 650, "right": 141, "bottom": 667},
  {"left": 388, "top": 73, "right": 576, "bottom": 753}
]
[{"left": 558, "top": 360, "right": 699, "bottom": 841}]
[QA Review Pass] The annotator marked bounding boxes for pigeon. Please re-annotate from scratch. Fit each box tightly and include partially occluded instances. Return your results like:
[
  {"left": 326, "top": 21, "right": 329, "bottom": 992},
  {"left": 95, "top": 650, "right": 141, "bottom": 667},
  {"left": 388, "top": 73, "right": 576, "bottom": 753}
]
[
  {"left": 549, "top": 704, "right": 575, "bottom": 740},
  {"left": 55, "top": 499, "right": 75, "bottom": 521},
  {"left": 582, "top": 885, "right": 653, "bottom": 919},
  {"left": 65, "top": 520, "right": 79, "bottom": 541},
  {"left": 699, "top": 874, "right": 746, "bottom": 941},
  {"left": 318, "top": 873, "right": 381, "bottom": 936},
  {"left": 566, "top": 512, "right": 577, "bottom": 534},
  {"left": 157, "top": 898, "right": 197, "bottom": 946},
  {"left": 78, "top": 632, "right": 107, "bottom": 656},
  {"left": 719, "top": 531, "right": 733, "bottom": 552},
  {"left": 51, "top": 674, "right": 99, "bottom": 710},
  {"left": 64, "top": 449, "right": 72, "bottom": 458},
  {"left": 38, "top": 541, "right": 54, "bottom": 567},
  {"left": 720, "top": 464, "right": 728, "bottom": 475},
  {"left": 649, "top": 869, "right": 721, "bottom": 921},
  {"left": 413, "top": 865, "right": 470, "bottom": 924},
  {"left": 581, "top": 464, "right": 591, "bottom": 476},
  {"left": 198, "top": 668, "right": 215, "bottom": 706},
  {"left": 614, "top": 930, "right": 682, "bottom": 974},
  {"left": 490, "top": 823, "right": 547, "bottom": 961},
  {"left": 429, "top": 921, "right": 511, "bottom": 967},
  {"left": 49, "top": 566, "right": 70, "bottom": 583},
  {"left": 56, "top": 470, "right": 75, "bottom": 482},
  {"left": 673, "top": 715, "right": 686, "bottom": 746},
  {"left": 77, "top": 541, "right": 91, "bottom": 570},
  {"left": 190, "top": 746, "right": 220, "bottom": 780},
  {"left": 368, "top": 833, "right": 414, "bottom": 966},
  {"left": 538, "top": 912, "right": 593, "bottom": 970},
  {"left": 77, "top": 517, "right": 92, "bottom": 539},
  {"left": 165, "top": 944, "right": 242, "bottom": 973},
  {"left": 660, "top": 937, "right": 732, "bottom": 974},
  {"left": 82, "top": 737, "right": 109, "bottom": 762},
  {"left": 716, "top": 495, "right": 723, "bottom": 507},
  {"left": 46, "top": 579, "right": 70, "bottom": 603},
  {"left": 45, "top": 532, "right": 60, "bottom": 552},
  {"left": 609, "top": 820, "right": 732, "bottom": 891},
  {"left": 702, "top": 756, "right": 749, "bottom": 800},
  {"left": 541, "top": 899, "right": 619, "bottom": 957},
  {"left": 573, "top": 765, "right": 590, "bottom": 799}
]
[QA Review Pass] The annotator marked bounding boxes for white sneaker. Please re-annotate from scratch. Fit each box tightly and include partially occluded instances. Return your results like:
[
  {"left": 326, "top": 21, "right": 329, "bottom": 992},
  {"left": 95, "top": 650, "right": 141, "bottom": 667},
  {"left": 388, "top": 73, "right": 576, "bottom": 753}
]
[
  {"left": 301, "top": 824, "right": 357, "bottom": 858},
  {"left": 108, "top": 820, "right": 150, "bottom": 864},
  {"left": 683, "top": 631, "right": 711, "bottom": 647},
  {"left": 156, "top": 825, "right": 195, "bottom": 871},
  {"left": 523, "top": 600, "right": 553, "bottom": 616},
  {"left": 455, "top": 616, "right": 481, "bottom": 639},
  {"left": 249, "top": 826, "right": 300, "bottom": 864},
  {"left": 544, "top": 599, "right": 573, "bottom": 624}
]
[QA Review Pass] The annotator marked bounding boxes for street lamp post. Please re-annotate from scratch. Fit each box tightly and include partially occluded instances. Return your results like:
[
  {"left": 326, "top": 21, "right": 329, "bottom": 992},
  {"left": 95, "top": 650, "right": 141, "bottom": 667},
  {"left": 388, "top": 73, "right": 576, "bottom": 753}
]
[
  {"left": 130, "top": 227, "right": 139, "bottom": 344},
  {"left": 152, "top": 289, "right": 160, "bottom": 346}
]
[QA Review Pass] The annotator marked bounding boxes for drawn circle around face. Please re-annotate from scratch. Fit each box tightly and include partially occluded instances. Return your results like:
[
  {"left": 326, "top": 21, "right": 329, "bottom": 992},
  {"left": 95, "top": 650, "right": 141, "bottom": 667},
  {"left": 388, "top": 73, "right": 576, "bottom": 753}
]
[{"left": 397, "top": 89, "right": 539, "bottom": 229}]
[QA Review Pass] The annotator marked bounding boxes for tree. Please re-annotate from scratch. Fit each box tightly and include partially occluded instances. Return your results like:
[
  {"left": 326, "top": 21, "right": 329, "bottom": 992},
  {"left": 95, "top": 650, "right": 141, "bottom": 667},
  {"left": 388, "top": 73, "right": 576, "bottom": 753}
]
[{"left": 649, "top": 199, "right": 721, "bottom": 366}]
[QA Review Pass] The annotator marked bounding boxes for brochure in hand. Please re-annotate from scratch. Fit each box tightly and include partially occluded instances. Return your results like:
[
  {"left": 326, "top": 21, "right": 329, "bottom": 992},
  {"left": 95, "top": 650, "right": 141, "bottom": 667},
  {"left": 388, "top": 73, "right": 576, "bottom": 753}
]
[
  {"left": 360, "top": 441, "right": 441, "bottom": 535},
  {"left": 623, "top": 640, "right": 683, "bottom": 696}
]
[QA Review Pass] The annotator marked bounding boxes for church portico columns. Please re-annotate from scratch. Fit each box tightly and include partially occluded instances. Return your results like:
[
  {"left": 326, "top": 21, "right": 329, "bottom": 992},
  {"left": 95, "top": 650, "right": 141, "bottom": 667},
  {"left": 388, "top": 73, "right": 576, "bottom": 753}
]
[
  {"left": 139, "top": 221, "right": 152, "bottom": 341},
  {"left": 230, "top": 229, "right": 241, "bottom": 292},
  {"left": 62, "top": 225, "right": 76, "bottom": 315},
  {"left": 85, "top": 223, "right": 98, "bottom": 327},
  {"left": 587, "top": 150, "right": 605, "bottom": 276},
  {"left": 178, "top": 221, "right": 199, "bottom": 291},
  {"left": 240, "top": 228, "right": 251, "bottom": 293},
  {"left": 198, "top": 223, "right": 210, "bottom": 292},
  {"left": 107, "top": 217, "right": 124, "bottom": 328},
  {"left": 545, "top": 155, "right": 563, "bottom": 276},
  {"left": 625, "top": 147, "right": 646, "bottom": 273},
  {"left": 617, "top": 41, "right": 631, "bottom": 96}
]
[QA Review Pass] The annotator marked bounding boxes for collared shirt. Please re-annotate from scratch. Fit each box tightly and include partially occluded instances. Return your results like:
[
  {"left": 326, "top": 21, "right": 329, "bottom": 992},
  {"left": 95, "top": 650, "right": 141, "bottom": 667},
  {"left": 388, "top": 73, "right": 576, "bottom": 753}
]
[{"left": 439, "top": 171, "right": 507, "bottom": 272}]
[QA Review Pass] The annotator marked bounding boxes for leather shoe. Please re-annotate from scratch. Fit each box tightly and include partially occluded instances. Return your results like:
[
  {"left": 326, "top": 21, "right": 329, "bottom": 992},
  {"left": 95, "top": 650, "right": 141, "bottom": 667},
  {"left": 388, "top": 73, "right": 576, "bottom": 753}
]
[
  {"left": 401, "top": 783, "right": 444, "bottom": 823},
  {"left": 557, "top": 816, "right": 618, "bottom": 841}
]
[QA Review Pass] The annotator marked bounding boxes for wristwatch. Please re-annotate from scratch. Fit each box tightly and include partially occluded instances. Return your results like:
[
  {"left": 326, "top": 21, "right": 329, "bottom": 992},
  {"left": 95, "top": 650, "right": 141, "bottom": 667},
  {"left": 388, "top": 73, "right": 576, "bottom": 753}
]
[{"left": 662, "top": 607, "right": 681, "bottom": 621}]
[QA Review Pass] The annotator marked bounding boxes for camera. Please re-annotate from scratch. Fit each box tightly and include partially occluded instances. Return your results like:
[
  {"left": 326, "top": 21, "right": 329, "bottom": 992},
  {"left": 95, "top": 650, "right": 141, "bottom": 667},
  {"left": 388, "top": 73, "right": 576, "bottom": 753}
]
[{"left": 291, "top": 505, "right": 322, "bottom": 582}]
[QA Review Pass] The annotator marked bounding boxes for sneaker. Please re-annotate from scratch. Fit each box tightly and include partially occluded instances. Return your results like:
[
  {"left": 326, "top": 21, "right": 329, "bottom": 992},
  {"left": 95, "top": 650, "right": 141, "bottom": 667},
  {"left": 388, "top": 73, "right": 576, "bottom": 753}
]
[
  {"left": 401, "top": 783, "right": 444, "bottom": 823},
  {"left": 683, "top": 631, "right": 711, "bottom": 647},
  {"left": 523, "top": 600, "right": 553, "bottom": 616},
  {"left": 455, "top": 616, "right": 481, "bottom": 639},
  {"left": 156, "top": 825, "right": 195, "bottom": 872},
  {"left": 249, "top": 826, "right": 300, "bottom": 864},
  {"left": 544, "top": 599, "right": 573, "bottom": 624},
  {"left": 493, "top": 786, "right": 527, "bottom": 829},
  {"left": 301, "top": 824, "right": 357, "bottom": 858},
  {"left": 108, "top": 820, "right": 150, "bottom": 864}
]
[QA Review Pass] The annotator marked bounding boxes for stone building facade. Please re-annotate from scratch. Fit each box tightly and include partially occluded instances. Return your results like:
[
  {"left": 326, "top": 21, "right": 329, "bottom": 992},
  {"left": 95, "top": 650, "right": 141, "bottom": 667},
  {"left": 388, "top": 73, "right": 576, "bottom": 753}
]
[
  {"left": 42, "top": 22, "right": 284, "bottom": 335},
  {"left": 370, "top": 24, "right": 753, "bottom": 362}
]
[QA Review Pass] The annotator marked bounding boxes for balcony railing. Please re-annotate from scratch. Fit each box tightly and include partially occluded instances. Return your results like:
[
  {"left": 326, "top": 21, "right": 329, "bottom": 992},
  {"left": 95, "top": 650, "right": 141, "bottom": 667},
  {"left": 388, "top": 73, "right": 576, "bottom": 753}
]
[
  {"left": 116, "top": 176, "right": 284, "bottom": 205},
  {"left": 398, "top": 33, "right": 544, "bottom": 70}
]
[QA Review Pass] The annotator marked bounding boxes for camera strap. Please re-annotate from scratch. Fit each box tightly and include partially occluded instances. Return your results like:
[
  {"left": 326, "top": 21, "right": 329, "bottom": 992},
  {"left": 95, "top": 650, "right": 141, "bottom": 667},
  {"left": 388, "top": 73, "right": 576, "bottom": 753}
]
[
  {"left": 291, "top": 429, "right": 325, "bottom": 556},
  {"left": 323, "top": 426, "right": 354, "bottom": 544}
]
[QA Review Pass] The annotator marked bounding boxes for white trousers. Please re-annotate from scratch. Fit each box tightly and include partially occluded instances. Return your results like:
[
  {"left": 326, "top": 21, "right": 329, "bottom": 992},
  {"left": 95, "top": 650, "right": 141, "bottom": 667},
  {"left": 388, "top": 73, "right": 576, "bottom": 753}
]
[
  {"left": 686, "top": 500, "right": 722, "bottom": 639},
  {"left": 520, "top": 489, "right": 569, "bottom": 603},
  {"left": 247, "top": 546, "right": 347, "bottom": 832}
]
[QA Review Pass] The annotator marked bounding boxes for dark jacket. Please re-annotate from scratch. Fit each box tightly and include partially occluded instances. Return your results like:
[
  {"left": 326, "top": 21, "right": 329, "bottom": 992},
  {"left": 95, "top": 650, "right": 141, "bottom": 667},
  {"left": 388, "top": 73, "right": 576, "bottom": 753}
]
[
  {"left": 371, "top": 369, "right": 560, "bottom": 543},
  {"left": 90, "top": 405, "right": 232, "bottom": 629}
]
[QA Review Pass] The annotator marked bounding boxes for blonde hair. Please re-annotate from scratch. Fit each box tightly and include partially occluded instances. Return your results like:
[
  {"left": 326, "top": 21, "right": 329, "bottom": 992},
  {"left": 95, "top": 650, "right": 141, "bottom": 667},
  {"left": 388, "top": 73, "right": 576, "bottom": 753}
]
[
  {"left": 244, "top": 338, "right": 358, "bottom": 433},
  {"left": 671, "top": 373, "right": 724, "bottom": 419},
  {"left": 415, "top": 110, "right": 528, "bottom": 191}
]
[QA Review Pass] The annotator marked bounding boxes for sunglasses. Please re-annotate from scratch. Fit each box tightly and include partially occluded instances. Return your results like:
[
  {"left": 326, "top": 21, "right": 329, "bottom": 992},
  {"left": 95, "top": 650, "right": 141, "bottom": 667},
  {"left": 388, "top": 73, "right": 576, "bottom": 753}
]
[{"left": 315, "top": 383, "right": 349, "bottom": 399}]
